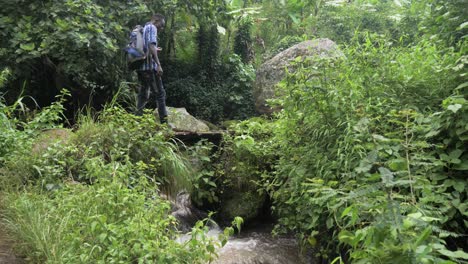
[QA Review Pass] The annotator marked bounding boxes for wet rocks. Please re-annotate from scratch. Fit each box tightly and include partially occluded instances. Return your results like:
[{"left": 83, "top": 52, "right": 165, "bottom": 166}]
[
  {"left": 213, "top": 229, "right": 313, "bottom": 264},
  {"left": 167, "top": 192, "right": 208, "bottom": 233}
]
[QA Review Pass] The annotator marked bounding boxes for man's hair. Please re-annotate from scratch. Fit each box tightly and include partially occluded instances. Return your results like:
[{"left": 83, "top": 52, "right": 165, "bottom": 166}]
[{"left": 152, "top": 14, "right": 165, "bottom": 22}]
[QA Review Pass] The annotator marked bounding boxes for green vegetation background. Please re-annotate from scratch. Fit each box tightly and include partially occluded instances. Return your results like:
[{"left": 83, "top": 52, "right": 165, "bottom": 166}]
[{"left": 0, "top": 0, "right": 467, "bottom": 263}]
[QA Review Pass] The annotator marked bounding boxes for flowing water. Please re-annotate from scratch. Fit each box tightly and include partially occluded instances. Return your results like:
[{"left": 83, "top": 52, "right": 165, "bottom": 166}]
[
  {"left": 171, "top": 192, "right": 314, "bottom": 264},
  {"left": 211, "top": 227, "right": 313, "bottom": 264}
]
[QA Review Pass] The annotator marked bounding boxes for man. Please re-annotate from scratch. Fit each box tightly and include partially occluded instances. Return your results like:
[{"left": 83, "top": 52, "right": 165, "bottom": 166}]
[{"left": 136, "top": 14, "right": 168, "bottom": 124}]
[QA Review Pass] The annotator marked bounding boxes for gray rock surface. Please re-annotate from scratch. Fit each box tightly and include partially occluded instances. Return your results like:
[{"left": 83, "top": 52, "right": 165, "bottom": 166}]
[
  {"left": 254, "top": 39, "right": 342, "bottom": 114},
  {"left": 156, "top": 107, "right": 210, "bottom": 132}
]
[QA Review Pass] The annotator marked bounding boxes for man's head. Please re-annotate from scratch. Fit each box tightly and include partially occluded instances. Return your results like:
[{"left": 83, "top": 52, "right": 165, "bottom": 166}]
[{"left": 151, "top": 14, "right": 165, "bottom": 31}]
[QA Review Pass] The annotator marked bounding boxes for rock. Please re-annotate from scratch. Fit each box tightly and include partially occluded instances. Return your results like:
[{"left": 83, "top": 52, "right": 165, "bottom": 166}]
[
  {"left": 168, "top": 192, "right": 208, "bottom": 233},
  {"left": 254, "top": 39, "right": 342, "bottom": 114},
  {"left": 213, "top": 231, "right": 311, "bottom": 264},
  {"left": 155, "top": 107, "right": 210, "bottom": 132},
  {"left": 32, "top": 128, "right": 72, "bottom": 154},
  {"left": 219, "top": 190, "right": 266, "bottom": 224},
  {"left": 217, "top": 145, "right": 269, "bottom": 224}
]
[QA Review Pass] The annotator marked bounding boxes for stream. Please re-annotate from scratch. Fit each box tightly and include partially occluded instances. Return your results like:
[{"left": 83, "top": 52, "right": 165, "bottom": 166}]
[{"left": 171, "top": 192, "right": 315, "bottom": 264}]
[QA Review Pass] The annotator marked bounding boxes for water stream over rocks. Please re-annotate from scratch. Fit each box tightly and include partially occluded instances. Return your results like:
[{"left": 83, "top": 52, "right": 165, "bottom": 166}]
[
  {"left": 212, "top": 227, "right": 313, "bottom": 264},
  {"left": 170, "top": 192, "right": 315, "bottom": 264}
]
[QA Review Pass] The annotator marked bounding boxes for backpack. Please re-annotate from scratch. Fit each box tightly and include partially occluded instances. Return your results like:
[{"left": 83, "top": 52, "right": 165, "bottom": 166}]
[{"left": 124, "top": 25, "right": 147, "bottom": 71}]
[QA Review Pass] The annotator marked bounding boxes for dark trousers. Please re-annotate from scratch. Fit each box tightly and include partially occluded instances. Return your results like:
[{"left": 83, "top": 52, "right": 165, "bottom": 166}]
[{"left": 136, "top": 71, "right": 168, "bottom": 122}]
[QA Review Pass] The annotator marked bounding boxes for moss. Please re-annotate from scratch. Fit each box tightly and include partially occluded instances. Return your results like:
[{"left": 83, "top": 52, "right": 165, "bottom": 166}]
[
  {"left": 32, "top": 128, "right": 72, "bottom": 154},
  {"left": 219, "top": 190, "right": 266, "bottom": 223}
]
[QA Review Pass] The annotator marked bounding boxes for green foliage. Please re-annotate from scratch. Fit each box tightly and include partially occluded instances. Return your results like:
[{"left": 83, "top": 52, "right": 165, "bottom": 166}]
[
  {"left": 187, "top": 140, "right": 219, "bottom": 206},
  {"left": 221, "top": 34, "right": 467, "bottom": 262},
  {"left": 0, "top": 0, "right": 261, "bottom": 124},
  {"left": 0, "top": 90, "right": 68, "bottom": 171},
  {"left": 0, "top": 0, "right": 256, "bottom": 123},
  {"left": 0, "top": 68, "right": 10, "bottom": 88},
  {"left": 234, "top": 18, "right": 254, "bottom": 63},
  {"left": 197, "top": 23, "right": 221, "bottom": 75},
  {"left": 328, "top": 106, "right": 466, "bottom": 263},
  {"left": 205, "top": 118, "right": 278, "bottom": 222},
  {"left": 2, "top": 179, "right": 218, "bottom": 263},
  {"left": 433, "top": 95, "right": 468, "bottom": 173},
  {"left": 22, "top": 107, "right": 189, "bottom": 194},
  {"left": 258, "top": 0, "right": 320, "bottom": 39},
  {"left": 162, "top": 2, "right": 257, "bottom": 123},
  {"left": 0, "top": 93, "right": 242, "bottom": 263},
  {"left": 0, "top": 0, "right": 149, "bottom": 100},
  {"left": 420, "top": 0, "right": 468, "bottom": 47},
  {"left": 218, "top": 118, "right": 278, "bottom": 199},
  {"left": 315, "top": 1, "right": 400, "bottom": 43},
  {"left": 345, "top": 35, "right": 460, "bottom": 110},
  {"left": 1, "top": 1, "right": 467, "bottom": 263},
  {"left": 222, "top": 55, "right": 256, "bottom": 120},
  {"left": 166, "top": 54, "right": 255, "bottom": 122}
]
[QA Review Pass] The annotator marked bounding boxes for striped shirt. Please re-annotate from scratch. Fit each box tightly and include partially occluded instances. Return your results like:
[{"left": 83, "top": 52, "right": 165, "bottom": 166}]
[{"left": 140, "top": 22, "right": 158, "bottom": 71}]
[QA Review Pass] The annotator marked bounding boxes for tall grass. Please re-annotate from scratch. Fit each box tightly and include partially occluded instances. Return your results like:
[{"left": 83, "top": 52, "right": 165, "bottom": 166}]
[
  {"left": 72, "top": 105, "right": 192, "bottom": 195},
  {"left": 0, "top": 92, "right": 217, "bottom": 263},
  {"left": 1, "top": 191, "right": 73, "bottom": 263},
  {"left": 1, "top": 180, "right": 218, "bottom": 263}
]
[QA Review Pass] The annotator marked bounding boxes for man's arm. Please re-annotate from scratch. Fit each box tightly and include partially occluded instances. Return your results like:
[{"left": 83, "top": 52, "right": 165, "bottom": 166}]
[
  {"left": 146, "top": 24, "right": 163, "bottom": 75},
  {"left": 149, "top": 43, "right": 163, "bottom": 75}
]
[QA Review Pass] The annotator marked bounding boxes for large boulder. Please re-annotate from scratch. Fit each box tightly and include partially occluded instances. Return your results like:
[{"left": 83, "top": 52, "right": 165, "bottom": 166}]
[
  {"left": 254, "top": 39, "right": 342, "bottom": 114},
  {"left": 32, "top": 128, "right": 72, "bottom": 154},
  {"left": 156, "top": 107, "right": 210, "bottom": 132}
]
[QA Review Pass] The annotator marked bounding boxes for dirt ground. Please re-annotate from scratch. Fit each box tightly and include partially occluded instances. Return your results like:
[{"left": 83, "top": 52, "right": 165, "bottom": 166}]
[
  {"left": 0, "top": 225, "right": 23, "bottom": 264},
  {"left": 0, "top": 216, "right": 24, "bottom": 264}
]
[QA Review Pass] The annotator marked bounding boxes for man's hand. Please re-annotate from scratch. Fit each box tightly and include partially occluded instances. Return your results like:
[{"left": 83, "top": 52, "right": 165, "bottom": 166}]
[{"left": 157, "top": 65, "right": 163, "bottom": 76}]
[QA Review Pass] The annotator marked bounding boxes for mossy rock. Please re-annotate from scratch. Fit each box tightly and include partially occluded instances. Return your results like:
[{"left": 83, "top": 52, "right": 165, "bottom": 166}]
[
  {"left": 32, "top": 128, "right": 72, "bottom": 154},
  {"left": 155, "top": 107, "right": 210, "bottom": 132},
  {"left": 219, "top": 190, "right": 266, "bottom": 223},
  {"left": 254, "top": 39, "right": 343, "bottom": 114}
]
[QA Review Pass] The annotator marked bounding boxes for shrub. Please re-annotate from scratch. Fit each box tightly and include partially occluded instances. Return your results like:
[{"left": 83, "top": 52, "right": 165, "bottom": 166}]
[
  {"left": 0, "top": 94, "right": 237, "bottom": 263},
  {"left": 2, "top": 179, "right": 220, "bottom": 263},
  {"left": 165, "top": 55, "right": 255, "bottom": 123},
  {"left": 224, "top": 35, "right": 468, "bottom": 262}
]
